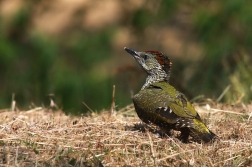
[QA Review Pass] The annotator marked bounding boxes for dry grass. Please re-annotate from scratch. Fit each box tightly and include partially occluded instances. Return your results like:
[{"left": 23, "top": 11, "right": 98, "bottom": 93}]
[{"left": 0, "top": 103, "right": 251, "bottom": 167}]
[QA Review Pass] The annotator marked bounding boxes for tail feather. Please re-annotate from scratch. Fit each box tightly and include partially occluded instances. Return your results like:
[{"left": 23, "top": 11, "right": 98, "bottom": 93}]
[
  {"left": 189, "top": 128, "right": 216, "bottom": 143},
  {"left": 176, "top": 118, "right": 216, "bottom": 143}
]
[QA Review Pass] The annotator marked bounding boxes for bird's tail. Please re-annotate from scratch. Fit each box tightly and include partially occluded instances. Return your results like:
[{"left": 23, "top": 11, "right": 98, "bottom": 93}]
[
  {"left": 189, "top": 119, "right": 216, "bottom": 143},
  {"left": 189, "top": 128, "right": 216, "bottom": 143}
]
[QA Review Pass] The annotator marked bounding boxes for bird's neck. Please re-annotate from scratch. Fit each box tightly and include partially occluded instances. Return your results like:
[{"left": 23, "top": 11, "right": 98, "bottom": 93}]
[{"left": 141, "top": 70, "right": 167, "bottom": 90}]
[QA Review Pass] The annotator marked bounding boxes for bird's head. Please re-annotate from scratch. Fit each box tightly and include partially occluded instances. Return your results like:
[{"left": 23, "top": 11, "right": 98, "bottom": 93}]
[{"left": 124, "top": 47, "right": 172, "bottom": 83}]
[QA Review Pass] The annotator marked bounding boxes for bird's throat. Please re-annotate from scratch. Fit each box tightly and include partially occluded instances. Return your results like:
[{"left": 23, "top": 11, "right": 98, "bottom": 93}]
[{"left": 141, "top": 71, "right": 167, "bottom": 90}]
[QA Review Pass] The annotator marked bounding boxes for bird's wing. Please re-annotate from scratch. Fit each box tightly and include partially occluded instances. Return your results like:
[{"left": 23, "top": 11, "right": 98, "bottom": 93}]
[
  {"left": 155, "top": 106, "right": 180, "bottom": 124},
  {"left": 150, "top": 82, "right": 199, "bottom": 119},
  {"left": 170, "top": 93, "right": 198, "bottom": 118}
]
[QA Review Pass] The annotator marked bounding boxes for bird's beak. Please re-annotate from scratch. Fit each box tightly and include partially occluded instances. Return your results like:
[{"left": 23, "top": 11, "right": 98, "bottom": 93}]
[{"left": 124, "top": 47, "right": 141, "bottom": 59}]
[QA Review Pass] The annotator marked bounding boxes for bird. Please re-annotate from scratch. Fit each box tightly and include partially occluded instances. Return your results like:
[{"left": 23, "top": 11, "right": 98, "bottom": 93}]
[{"left": 124, "top": 47, "right": 216, "bottom": 143}]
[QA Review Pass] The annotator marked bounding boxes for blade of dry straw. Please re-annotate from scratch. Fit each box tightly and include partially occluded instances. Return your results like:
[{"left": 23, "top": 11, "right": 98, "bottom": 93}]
[
  {"left": 82, "top": 102, "right": 94, "bottom": 113},
  {"left": 216, "top": 84, "right": 231, "bottom": 103},
  {"left": 110, "top": 85, "right": 116, "bottom": 116}
]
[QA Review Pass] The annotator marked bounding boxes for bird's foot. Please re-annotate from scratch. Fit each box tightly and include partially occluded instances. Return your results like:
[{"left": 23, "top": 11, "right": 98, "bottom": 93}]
[{"left": 178, "top": 128, "right": 190, "bottom": 143}]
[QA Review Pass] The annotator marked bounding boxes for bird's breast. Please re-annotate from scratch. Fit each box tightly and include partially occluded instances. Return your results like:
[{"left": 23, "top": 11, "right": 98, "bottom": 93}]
[{"left": 133, "top": 88, "right": 171, "bottom": 113}]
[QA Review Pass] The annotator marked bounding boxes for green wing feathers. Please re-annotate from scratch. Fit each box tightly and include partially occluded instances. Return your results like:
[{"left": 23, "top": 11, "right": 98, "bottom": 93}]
[{"left": 140, "top": 81, "right": 216, "bottom": 142}]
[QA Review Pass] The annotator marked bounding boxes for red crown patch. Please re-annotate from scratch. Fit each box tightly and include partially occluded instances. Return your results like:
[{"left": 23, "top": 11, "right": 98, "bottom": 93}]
[{"left": 145, "top": 51, "right": 172, "bottom": 73}]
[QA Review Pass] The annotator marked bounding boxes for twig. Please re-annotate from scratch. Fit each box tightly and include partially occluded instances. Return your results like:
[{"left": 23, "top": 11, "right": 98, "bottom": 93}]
[
  {"left": 26, "top": 107, "right": 43, "bottom": 113},
  {"left": 124, "top": 144, "right": 130, "bottom": 164},
  {"left": 248, "top": 111, "right": 252, "bottom": 122},
  {"left": 82, "top": 102, "right": 94, "bottom": 113},
  {"left": 14, "top": 117, "right": 31, "bottom": 127},
  {"left": 221, "top": 140, "right": 252, "bottom": 146},
  {"left": 210, "top": 108, "right": 245, "bottom": 115},
  {"left": 147, "top": 131, "right": 156, "bottom": 166},
  {"left": 0, "top": 108, "right": 9, "bottom": 113},
  {"left": 11, "top": 93, "right": 16, "bottom": 111},
  {"left": 15, "top": 146, "right": 19, "bottom": 166},
  {"left": 104, "top": 144, "right": 137, "bottom": 147},
  {"left": 117, "top": 104, "right": 134, "bottom": 112},
  {"left": 216, "top": 85, "right": 231, "bottom": 103},
  {"left": 158, "top": 149, "right": 195, "bottom": 162},
  {"left": 190, "top": 95, "right": 204, "bottom": 103},
  {"left": 0, "top": 138, "right": 21, "bottom": 141},
  {"left": 110, "top": 85, "right": 116, "bottom": 116},
  {"left": 214, "top": 155, "right": 241, "bottom": 166},
  {"left": 235, "top": 93, "right": 245, "bottom": 105}
]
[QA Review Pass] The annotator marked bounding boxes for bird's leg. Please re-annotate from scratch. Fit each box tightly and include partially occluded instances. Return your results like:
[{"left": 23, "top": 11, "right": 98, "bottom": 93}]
[
  {"left": 178, "top": 127, "right": 190, "bottom": 143},
  {"left": 162, "top": 127, "right": 172, "bottom": 137}
]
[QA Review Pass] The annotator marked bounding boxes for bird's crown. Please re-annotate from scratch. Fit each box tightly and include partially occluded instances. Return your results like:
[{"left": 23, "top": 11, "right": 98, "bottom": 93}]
[{"left": 145, "top": 50, "right": 172, "bottom": 77}]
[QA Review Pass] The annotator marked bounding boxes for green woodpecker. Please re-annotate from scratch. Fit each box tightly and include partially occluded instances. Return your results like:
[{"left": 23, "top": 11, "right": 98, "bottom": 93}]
[{"left": 124, "top": 47, "right": 216, "bottom": 143}]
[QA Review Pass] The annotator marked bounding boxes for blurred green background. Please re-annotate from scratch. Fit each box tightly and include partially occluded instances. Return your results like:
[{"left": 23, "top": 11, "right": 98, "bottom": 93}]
[{"left": 0, "top": 0, "right": 252, "bottom": 114}]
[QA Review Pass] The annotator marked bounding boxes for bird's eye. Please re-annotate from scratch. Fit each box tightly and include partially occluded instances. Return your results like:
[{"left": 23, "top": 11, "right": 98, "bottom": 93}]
[{"left": 144, "top": 55, "right": 149, "bottom": 60}]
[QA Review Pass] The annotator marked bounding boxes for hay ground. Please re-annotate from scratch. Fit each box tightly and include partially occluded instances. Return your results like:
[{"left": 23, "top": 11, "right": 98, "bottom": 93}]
[{"left": 0, "top": 103, "right": 252, "bottom": 167}]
